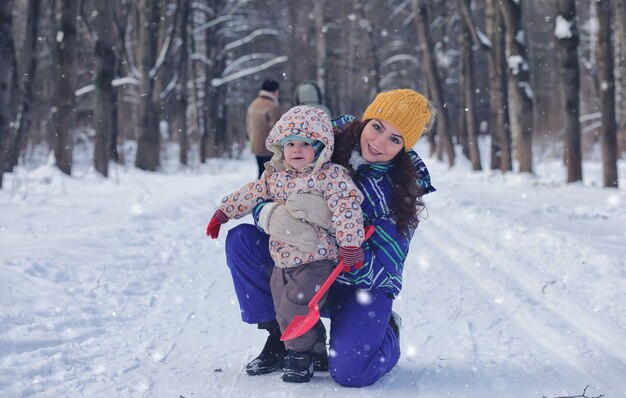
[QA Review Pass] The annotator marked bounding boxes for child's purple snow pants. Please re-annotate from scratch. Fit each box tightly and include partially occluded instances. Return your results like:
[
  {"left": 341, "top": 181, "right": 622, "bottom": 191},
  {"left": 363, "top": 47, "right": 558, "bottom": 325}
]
[{"left": 224, "top": 224, "right": 401, "bottom": 387}]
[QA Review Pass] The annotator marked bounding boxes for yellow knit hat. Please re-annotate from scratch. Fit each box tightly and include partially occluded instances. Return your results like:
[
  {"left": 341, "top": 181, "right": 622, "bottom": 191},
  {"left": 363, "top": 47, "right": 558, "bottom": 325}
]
[{"left": 362, "top": 89, "right": 433, "bottom": 151}]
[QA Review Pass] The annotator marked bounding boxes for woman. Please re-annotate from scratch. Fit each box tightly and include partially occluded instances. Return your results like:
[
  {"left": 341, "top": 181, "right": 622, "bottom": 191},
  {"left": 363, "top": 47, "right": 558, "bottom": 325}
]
[{"left": 222, "top": 89, "right": 436, "bottom": 386}]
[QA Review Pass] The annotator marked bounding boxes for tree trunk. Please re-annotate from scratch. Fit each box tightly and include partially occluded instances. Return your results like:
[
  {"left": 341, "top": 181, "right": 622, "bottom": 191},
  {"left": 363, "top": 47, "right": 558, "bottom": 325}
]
[
  {"left": 0, "top": 0, "right": 17, "bottom": 188},
  {"left": 614, "top": 0, "right": 626, "bottom": 154},
  {"left": 7, "top": 0, "right": 41, "bottom": 174},
  {"left": 93, "top": 0, "right": 118, "bottom": 177},
  {"left": 177, "top": 0, "right": 190, "bottom": 166},
  {"left": 486, "top": 0, "right": 500, "bottom": 170},
  {"left": 135, "top": 0, "right": 163, "bottom": 171},
  {"left": 151, "top": 0, "right": 181, "bottom": 150},
  {"left": 110, "top": 56, "right": 121, "bottom": 164},
  {"left": 287, "top": 2, "right": 299, "bottom": 103},
  {"left": 53, "top": 0, "right": 79, "bottom": 175},
  {"left": 203, "top": 19, "right": 221, "bottom": 159},
  {"left": 356, "top": 2, "right": 382, "bottom": 95},
  {"left": 556, "top": 0, "right": 582, "bottom": 183},
  {"left": 202, "top": 3, "right": 214, "bottom": 161},
  {"left": 189, "top": 4, "right": 203, "bottom": 162},
  {"left": 314, "top": 0, "right": 326, "bottom": 105},
  {"left": 596, "top": 0, "right": 619, "bottom": 187},
  {"left": 459, "top": 0, "right": 482, "bottom": 170},
  {"left": 412, "top": 0, "right": 455, "bottom": 166},
  {"left": 486, "top": 0, "right": 512, "bottom": 172},
  {"left": 109, "top": 0, "right": 131, "bottom": 164},
  {"left": 500, "top": 0, "right": 534, "bottom": 173},
  {"left": 458, "top": 26, "right": 469, "bottom": 160}
]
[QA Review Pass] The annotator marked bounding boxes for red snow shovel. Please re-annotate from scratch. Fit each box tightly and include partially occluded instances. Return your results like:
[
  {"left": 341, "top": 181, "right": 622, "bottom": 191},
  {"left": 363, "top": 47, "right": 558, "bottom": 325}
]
[{"left": 281, "top": 225, "right": 375, "bottom": 341}]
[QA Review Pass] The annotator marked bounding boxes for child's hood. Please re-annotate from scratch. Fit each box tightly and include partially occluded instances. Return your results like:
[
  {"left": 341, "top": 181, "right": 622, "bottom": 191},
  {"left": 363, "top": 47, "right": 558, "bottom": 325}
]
[{"left": 265, "top": 105, "right": 334, "bottom": 171}]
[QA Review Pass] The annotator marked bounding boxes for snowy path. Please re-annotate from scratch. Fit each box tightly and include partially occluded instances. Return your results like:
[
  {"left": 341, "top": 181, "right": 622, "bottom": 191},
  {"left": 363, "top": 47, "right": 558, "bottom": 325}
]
[{"left": 1, "top": 155, "right": 625, "bottom": 397}]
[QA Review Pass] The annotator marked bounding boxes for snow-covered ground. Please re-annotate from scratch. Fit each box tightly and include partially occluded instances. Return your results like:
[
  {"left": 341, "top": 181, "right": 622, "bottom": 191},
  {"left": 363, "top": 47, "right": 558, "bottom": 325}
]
[{"left": 1, "top": 143, "right": 625, "bottom": 398}]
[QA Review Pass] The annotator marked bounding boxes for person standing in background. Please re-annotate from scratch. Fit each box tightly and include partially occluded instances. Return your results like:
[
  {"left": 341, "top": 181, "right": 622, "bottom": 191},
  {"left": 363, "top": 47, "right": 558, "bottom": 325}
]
[
  {"left": 247, "top": 79, "right": 282, "bottom": 178},
  {"left": 294, "top": 81, "right": 331, "bottom": 118}
]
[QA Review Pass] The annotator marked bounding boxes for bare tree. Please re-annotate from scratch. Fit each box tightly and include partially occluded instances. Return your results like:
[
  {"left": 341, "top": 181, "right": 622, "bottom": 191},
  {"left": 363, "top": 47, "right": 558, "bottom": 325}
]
[
  {"left": 0, "top": 0, "right": 18, "bottom": 188},
  {"left": 555, "top": 0, "right": 582, "bottom": 183},
  {"left": 88, "top": 0, "right": 119, "bottom": 177},
  {"left": 486, "top": 0, "right": 512, "bottom": 172},
  {"left": 176, "top": 0, "right": 190, "bottom": 166},
  {"left": 108, "top": 0, "right": 134, "bottom": 164},
  {"left": 355, "top": 1, "right": 382, "bottom": 94},
  {"left": 500, "top": 0, "right": 534, "bottom": 173},
  {"left": 457, "top": 0, "right": 483, "bottom": 171},
  {"left": 596, "top": 0, "right": 618, "bottom": 187},
  {"left": 135, "top": 0, "right": 164, "bottom": 171},
  {"left": 152, "top": 0, "right": 183, "bottom": 146},
  {"left": 200, "top": 2, "right": 226, "bottom": 161},
  {"left": 53, "top": 0, "right": 79, "bottom": 175},
  {"left": 457, "top": 22, "right": 469, "bottom": 161},
  {"left": 7, "top": 0, "right": 41, "bottom": 175},
  {"left": 412, "top": 0, "right": 455, "bottom": 167},
  {"left": 314, "top": 0, "right": 327, "bottom": 102},
  {"left": 615, "top": 0, "right": 626, "bottom": 153},
  {"left": 134, "top": 0, "right": 181, "bottom": 170},
  {"left": 319, "top": 1, "right": 352, "bottom": 117}
]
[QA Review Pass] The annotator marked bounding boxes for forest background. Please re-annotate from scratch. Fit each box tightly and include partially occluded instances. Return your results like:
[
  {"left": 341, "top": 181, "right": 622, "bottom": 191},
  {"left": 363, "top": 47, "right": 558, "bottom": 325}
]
[{"left": 0, "top": 0, "right": 624, "bottom": 188}]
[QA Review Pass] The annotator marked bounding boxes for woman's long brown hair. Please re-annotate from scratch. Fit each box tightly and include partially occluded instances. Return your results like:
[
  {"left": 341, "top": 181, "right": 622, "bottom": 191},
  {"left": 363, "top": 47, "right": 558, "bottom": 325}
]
[{"left": 332, "top": 120, "right": 425, "bottom": 234}]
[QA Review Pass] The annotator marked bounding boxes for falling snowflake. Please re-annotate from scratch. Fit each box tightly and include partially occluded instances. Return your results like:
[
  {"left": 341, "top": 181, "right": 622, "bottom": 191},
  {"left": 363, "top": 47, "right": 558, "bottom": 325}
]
[{"left": 356, "top": 290, "right": 372, "bottom": 305}]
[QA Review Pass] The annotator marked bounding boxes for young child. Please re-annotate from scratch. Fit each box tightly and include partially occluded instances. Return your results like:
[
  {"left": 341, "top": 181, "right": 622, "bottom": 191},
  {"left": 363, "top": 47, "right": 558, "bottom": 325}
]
[{"left": 206, "top": 105, "right": 365, "bottom": 383}]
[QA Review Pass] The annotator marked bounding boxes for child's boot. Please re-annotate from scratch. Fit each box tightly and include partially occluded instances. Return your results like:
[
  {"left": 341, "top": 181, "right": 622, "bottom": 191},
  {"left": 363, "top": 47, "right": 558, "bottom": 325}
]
[
  {"left": 245, "top": 321, "right": 286, "bottom": 375},
  {"left": 282, "top": 349, "right": 314, "bottom": 383},
  {"left": 312, "top": 346, "right": 329, "bottom": 372}
]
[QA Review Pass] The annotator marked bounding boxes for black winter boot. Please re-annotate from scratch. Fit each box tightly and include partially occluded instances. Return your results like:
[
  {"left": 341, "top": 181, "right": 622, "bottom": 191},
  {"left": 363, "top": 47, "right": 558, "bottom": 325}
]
[
  {"left": 311, "top": 320, "right": 329, "bottom": 372},
  {"left": 389, "top": 310, "right": 402, "bottom": 340},
  {"left": 282, "top": 349, "right": 314, "bottom": 383},
  {"left": 312, "top": 348, "right": 329, "bottom": 372},
  {"left": 245, "top": 321, "right": 286, "bottom": 376}
]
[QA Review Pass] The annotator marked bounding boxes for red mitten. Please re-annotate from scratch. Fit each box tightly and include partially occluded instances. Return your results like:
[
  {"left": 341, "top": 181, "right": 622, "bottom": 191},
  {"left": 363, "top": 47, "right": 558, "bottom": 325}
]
[
  {"left": 206, "top": 209, "right": 229, "bottom": 239},
  {"left": 338, "top": 246, "right": 364, "bottom": 272}
]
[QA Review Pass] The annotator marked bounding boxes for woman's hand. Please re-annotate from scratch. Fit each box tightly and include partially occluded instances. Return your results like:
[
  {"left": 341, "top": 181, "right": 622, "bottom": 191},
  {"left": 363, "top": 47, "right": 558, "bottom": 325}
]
[
  {"left": 259, "top": 203, "right": 320, "bottom": 252},
  {"left": 285, "top": 192, "right": 333, "bottom": 229}
]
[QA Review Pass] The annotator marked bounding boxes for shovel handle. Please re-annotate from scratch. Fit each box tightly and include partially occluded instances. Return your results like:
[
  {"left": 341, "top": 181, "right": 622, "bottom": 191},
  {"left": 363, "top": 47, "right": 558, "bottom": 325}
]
[
  {"left": 307, "top": 225, "right": 375, "bottom": 312},
  {"left": 307, "top": 259, "right": 345, "bottom": 312}
]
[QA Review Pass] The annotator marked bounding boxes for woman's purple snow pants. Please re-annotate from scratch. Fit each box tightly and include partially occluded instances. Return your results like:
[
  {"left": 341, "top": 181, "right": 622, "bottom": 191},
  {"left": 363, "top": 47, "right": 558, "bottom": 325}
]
[{"left": 224, "top": 224, "right": 401, "bottom": 387}]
